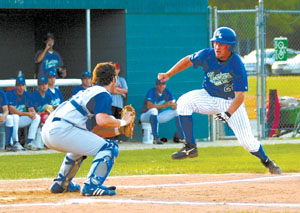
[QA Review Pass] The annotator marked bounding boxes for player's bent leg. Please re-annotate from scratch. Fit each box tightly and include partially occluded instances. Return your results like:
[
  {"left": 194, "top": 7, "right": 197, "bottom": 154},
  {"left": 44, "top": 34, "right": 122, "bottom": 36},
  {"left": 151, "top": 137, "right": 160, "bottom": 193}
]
[
  {"left": 50, "top": 153, "right": 86, "bottom": 193},
  {"left": 229, "top": 106, "right": 281, "bottom": 174},
  {"left": 81, "top": 140, "right": 118, "bottom": 196}
]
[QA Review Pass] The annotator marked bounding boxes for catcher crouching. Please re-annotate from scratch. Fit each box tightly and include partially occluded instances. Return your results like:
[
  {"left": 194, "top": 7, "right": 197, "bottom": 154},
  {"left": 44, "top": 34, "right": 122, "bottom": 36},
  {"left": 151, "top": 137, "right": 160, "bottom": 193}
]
[{"left": 41, "top": 62, "right": 135, "bottom": 196}]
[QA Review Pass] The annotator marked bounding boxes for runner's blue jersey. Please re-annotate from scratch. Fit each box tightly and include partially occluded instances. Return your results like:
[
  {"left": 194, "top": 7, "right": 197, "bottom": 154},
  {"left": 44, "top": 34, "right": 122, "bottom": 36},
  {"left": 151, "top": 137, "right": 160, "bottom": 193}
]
[{"left": 190, "top": 48, "right": 248, "bottom": 100}]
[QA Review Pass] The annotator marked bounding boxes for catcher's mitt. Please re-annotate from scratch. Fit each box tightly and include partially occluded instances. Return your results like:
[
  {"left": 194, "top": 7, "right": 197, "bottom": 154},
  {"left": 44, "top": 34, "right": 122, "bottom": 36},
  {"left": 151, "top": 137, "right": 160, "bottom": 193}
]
[{"left": 119, "top": 104, "right": 136, "bottom": 138}]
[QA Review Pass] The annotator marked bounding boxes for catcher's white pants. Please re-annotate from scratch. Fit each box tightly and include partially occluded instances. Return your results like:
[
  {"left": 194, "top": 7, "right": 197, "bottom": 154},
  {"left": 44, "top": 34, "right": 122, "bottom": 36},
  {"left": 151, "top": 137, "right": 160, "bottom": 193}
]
[
  {"left": 11, "top": 114, "right": 41, "bottom": 142},
  {"left": 140, "top": 108, "right": 178, "bottom": 123},
  {"left": 177, "top": 89, "right": 260, "bottom": 152},
  {"left": 41, "top": 118, "right": 107, "bottom": 156}
]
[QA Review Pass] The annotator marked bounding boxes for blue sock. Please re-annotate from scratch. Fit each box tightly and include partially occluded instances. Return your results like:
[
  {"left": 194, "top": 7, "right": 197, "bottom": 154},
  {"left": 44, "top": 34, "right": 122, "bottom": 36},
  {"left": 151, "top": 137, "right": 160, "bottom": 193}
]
[
  {"left": 150, "top": 115, "right": 159, "bottom": 139},
  {"left": 179, "top": 115, "right": 196, "bottom": 145},
  {"left": 250, "top": 145, "right": 268, "bottom": 162},
  {"left": 5, "top": 126, "right": 13, "bottom": 146},
  {"left": 175, "top": 116, "right": 184, "bottom": 139}
]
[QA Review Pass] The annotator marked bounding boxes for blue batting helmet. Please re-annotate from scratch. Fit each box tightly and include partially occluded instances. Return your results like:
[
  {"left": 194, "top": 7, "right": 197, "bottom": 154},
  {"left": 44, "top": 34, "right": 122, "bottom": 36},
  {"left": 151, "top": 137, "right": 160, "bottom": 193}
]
[{"left": 210, "top": 27, "right": 236, "bottom": 51}]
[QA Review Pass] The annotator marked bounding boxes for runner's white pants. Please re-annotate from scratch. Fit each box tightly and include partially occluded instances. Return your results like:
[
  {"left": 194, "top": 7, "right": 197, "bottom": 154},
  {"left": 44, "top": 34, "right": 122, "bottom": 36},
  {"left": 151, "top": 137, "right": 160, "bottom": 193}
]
[{"left": 177, "top": 89, "right": 260, "bottom": 152}]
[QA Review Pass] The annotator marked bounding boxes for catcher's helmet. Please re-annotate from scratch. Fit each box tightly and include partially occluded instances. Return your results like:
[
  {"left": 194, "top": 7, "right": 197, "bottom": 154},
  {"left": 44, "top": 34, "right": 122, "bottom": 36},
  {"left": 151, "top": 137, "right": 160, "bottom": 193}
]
[{"left": 210, "top": 27, "right": 236, "bottom": 51}]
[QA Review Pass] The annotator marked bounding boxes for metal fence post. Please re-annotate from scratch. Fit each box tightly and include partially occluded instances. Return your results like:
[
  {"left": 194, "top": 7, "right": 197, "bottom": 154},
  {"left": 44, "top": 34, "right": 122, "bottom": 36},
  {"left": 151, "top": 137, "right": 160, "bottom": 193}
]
[{"left": 259, "top": 0, "right": 266, "bottom": 139}]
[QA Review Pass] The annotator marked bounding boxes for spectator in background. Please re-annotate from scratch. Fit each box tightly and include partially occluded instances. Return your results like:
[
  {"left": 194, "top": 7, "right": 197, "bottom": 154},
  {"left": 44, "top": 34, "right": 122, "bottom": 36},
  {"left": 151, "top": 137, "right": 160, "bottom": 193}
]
[
  {"left": 72, "top": 71, "right": 92, "bottom": 96},
  {"left": 140, "top": 79, "right": 184, "bottom": 144},
  {"left": 34, "top": 33, "right": 64, "bottom": 78},
  {"left": 47, "top": 70, "right": 64, "bottom": 108},
  {"left": 0, "top": 89, "right": 15, "bottom": 152},
  {"left": 110, "top": 63, "right": 128, "bottom": 143},
  {"left": 6, "top": 76, "right": 41, "bottom": 151}
]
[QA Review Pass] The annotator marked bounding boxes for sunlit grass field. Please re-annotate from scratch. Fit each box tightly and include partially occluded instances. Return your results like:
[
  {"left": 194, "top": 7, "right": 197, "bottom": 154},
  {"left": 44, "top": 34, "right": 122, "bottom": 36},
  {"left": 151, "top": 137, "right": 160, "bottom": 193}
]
[
  {"left": 0, "top": 143, "right": 299, "bottom": 180},
  {"left": 245, "top": 76, "right": 300, "bottom": 119}
]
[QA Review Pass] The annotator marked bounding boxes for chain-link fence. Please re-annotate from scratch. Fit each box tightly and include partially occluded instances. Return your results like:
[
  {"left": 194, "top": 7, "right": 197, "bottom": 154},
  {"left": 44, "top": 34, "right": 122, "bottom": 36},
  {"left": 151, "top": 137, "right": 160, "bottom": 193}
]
[{"left": 214, "top": 7, "right": 300, "bottom": 139}]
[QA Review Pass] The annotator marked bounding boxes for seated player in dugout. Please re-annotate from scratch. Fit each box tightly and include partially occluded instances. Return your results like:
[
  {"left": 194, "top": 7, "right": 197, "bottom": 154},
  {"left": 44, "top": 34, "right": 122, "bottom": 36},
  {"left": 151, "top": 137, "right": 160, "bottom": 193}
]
[
  {"left": 6, "top": 76, "right": 41, "bottom": 151},
  {"left": 46, "top": 70, "right": 64, "bottom": 108},
  {"left": 31, "top": 77, "right": 53, "bottom": 126},
  {"left": 140, "top": 79, "right": 184, "bottom": 144},
  {"left": 72, "top": 71, "right": 92, "bottom": 96}
]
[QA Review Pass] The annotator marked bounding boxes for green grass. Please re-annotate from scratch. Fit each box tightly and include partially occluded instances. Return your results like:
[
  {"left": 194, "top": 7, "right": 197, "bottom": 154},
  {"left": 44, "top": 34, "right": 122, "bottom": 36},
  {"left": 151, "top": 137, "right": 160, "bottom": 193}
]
[{"left": 0, "top": 144, "right": 299, "bottom": 180}]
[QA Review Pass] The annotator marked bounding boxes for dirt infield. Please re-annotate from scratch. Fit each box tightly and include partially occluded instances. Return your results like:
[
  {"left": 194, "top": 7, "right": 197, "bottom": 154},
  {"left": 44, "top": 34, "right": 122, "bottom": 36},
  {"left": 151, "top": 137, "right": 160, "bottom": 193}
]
[{"left": 0, "top": 173, "right": 300, "bottom": 212}]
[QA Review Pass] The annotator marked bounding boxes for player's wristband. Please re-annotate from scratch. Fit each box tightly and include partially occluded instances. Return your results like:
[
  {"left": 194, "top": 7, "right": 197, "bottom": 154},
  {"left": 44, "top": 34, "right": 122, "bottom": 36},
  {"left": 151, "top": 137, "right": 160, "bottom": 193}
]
[
  {"left": 119, "top": 119, "right": 126, "bottom": 127},
  {"left": 224, "top": 111, "right": 231, "bottom": 118}
]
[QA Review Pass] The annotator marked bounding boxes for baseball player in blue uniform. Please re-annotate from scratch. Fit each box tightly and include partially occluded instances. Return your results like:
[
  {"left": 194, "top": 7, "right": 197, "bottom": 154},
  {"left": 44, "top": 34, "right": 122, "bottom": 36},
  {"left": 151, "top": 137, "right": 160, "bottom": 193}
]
[
  {"left": 72, "top": 71, "right": 92, "bottom": 96},
  {"left": 31, "top": 77, "right": 52, "bottom": 113},
  {"left": 0, "top": 89, "right": 14, "bottom": 151},
  {"left": 46, "top": 70, "right": 64, "bottom": 107},
  {"left": 140, "top": 79, "right": 184, "bottom": 144},
  {"left": 6, "top": 76, "right": 41, "bottom": 151},
  {"left": 158, "top": 27, "right": 281, "bottom": 174},
  {"left": 41, "top": 62, "right": 134, "bottom": 196}
]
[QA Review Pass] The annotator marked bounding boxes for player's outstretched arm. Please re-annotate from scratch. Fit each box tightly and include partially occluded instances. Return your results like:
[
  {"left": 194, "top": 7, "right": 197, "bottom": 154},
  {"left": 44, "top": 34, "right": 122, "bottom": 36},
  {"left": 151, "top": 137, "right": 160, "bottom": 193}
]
[{"left": 158, "top": 55, "right": 192, "bottom": 82}]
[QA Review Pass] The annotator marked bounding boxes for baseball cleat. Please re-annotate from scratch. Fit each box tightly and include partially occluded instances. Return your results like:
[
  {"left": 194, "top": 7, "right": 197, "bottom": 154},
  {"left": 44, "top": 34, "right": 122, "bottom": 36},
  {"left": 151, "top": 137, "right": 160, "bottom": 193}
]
[
  {"left": 154, "top": 138, "right": 163, "bottom": 145},
  {"left": 5, "top": 144, "right": 16, "bottom": 152},
  {"left": 50, "top": 182, "right": 81, "bottom": 193},
  {"left": 24, "top": 143, "right": 40, "bottom": 151},
  {"left": 81, "top": 183, "right": 116, "bottom": 196},
  {"left": 261, "top": 158, "right": 282, "bottom": 174},
  {"left": 13, "top": 142, "right": 26, "bottom": 151},
  {"left": 172, "top": 143, "right": 198, "bottom": 160}
]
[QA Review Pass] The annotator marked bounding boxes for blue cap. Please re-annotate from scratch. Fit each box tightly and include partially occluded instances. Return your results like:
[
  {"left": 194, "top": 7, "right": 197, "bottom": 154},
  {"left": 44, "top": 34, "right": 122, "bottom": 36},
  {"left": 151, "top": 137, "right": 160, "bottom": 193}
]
[
  {"left": 16, "top": 76, "right": 26, "bottom": 86},
  {"left": 47, "top": 70, "right": 56, "bottom": 78},
  {"left": 38, "top": 77, "right": 48, "bottom": 85},
  {"left": 156, "top": 79, "right": 165, "bottom": 85},
  {"left": 82, "top": 71, "right": 92, "bottom": 79}
]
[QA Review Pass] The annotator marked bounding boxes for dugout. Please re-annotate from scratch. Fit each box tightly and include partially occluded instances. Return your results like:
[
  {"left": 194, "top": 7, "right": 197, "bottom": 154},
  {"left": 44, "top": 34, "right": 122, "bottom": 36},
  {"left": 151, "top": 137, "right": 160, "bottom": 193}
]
[{"left": 0, "top": 0, "right": 209, "bottom": 142}]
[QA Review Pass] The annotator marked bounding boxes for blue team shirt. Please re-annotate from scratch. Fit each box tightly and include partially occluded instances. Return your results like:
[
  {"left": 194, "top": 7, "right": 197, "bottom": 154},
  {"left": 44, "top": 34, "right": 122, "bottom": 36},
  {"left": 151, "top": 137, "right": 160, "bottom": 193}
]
[
  {"left": 31, "top": 91, "right": 52, "bottom": 113},
  {"left": 72, "top": 85, "right": 91, "bottom": 96},
  {"left": 6, "top": 89, "right": 33, "bottom": 112},
  {"left": 35, "top": 50, "right": 64, "bottom": 78},
  {"left": 141, "top": 87, "right": 175, "bottom": 113},
  {"left": 0, "top": 89, "right": 8, "bottom": 113},
  {"left": 47, "top": 88, "right": 64, "bottom": 107},
  {"left": 190, "top": 48, "right": 248, "bottom": 100}
]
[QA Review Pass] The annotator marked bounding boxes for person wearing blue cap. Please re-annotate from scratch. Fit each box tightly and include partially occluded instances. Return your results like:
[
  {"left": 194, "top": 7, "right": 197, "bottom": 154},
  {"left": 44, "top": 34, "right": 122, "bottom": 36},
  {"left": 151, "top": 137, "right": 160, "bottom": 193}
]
[
  {"left": 72, "top": 71, "right": 92, "bottom": 96},
  {"left": 46, "top": 70, "right": 64, "bottom": 108},
  {"left": 34, "top": 33, "right": 64, "bottom": 78},
  {"left": 31, "top": 77, "right": 52, "bottom": 113},
  {"left": 140, "top": 79, "right": 184, "bottom": 144},
  {"left": 6, "top": 76, "right": 41, "bottom": 151}
]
